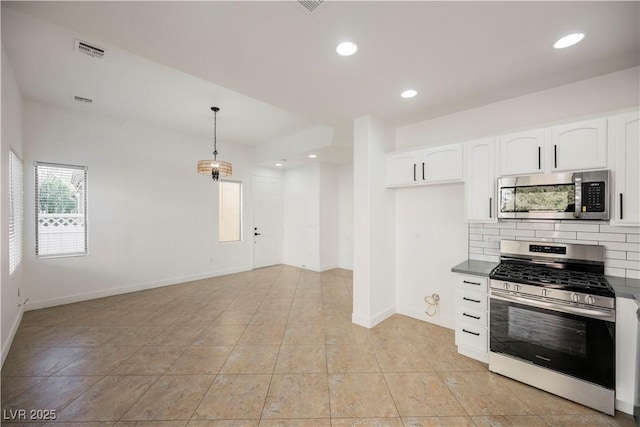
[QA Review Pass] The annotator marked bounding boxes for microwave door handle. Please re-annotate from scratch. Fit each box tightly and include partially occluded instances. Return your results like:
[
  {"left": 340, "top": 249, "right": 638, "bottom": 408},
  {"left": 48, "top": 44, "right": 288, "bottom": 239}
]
[{"left": 574, "top": 176, "right": 582, "bottom": 218}]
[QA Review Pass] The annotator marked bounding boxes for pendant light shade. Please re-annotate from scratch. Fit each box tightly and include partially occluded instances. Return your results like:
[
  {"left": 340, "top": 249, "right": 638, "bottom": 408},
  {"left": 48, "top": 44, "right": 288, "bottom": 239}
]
[{"left": 197, "top": 107, "right": 232, "bottom": 181}]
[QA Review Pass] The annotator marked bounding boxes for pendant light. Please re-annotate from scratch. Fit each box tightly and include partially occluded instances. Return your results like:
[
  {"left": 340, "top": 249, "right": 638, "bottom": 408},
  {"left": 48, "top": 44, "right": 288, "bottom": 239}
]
[{"left": 197, "top": 106, "right": 232, "bottom": 181}]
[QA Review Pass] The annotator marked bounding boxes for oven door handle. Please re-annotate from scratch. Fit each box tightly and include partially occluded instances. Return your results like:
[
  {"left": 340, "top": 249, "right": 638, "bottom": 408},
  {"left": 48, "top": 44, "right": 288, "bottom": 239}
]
[{"left": 490, "top": 291, "right": 615, "bottom": 322}]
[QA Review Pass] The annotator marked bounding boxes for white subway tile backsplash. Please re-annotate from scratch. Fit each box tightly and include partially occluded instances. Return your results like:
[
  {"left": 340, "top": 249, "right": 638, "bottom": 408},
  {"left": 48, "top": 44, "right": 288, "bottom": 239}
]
[
  {"left": 555, "top": 223, "right": 600, "bottom": 233},
  {"left": 468, "top": 220, "right": 640, "bottom": 279},
  {"left": 500, "top": 229, "right": 535, "bottom": 237},
  {"left": 577, "top": 232, "right": 626, "bottom": 242},
  {"left": 627, "top": 269, "right": 640, "bottom": 280},
  {"left": 483, "top": 222, "right": 517, "bottom": 229},
  {"left": 535, "top": 230, "right": 577, "bottom": 240},
  {"left": 605, "top": 250, "right": 627, "bottom": 260},
  {"left": 517, "top": 222, "right": 555, "bottom": 231},
  {"left": 599, "top": 225, "right": 640, "bottom": 234},
  {"left": 606, "top": 259, "right": 640, "bottom": 270},
  {"left": 600, "top": 242, "right": 640, "bottom": 252},
  {"left": 605, "top": 267, "right": 626, "bottom": 278}
]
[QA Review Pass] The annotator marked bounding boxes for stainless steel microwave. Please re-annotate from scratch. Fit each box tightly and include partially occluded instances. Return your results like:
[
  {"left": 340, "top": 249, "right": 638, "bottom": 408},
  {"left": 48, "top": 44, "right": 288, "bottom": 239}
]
[{"left": 498, "top": 170, "right": 610, "bottom": 220}]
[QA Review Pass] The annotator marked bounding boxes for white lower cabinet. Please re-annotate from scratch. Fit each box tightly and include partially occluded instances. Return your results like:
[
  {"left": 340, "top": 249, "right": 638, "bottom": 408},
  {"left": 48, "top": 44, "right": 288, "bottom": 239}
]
[
  {"left": 454, "top": 274, "right": 489, "bottom": 363},
  {"left": 615, "top": 297, "right": 638, "bottom": 414}
]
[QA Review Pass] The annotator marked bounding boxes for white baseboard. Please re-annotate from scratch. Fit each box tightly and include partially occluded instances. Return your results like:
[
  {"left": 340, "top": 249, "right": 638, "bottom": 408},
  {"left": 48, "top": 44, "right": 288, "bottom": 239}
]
[
  {"left": 352, "top": 305, "right": 395, "bottom": 329},
  {"left": 25, "top": 265, "right": 253, "bottom": 311},
  {"left": 1, "top": 305, "right": 24, "bottom": 367},
  {"left": 396, "top": 305, "right": 454, "bottom": 330},
  {"left": 319, "top": 263, "right": 338, "bottom": 272},
  {"left": 615, "top": 398, "right": 634, "bottom": 415}
]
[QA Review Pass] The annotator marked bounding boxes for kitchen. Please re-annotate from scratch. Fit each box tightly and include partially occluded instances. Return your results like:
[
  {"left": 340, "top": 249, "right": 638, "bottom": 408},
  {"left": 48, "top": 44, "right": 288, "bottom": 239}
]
[{"left": 2, "top": 1, "right": 640, "bottom": 425}]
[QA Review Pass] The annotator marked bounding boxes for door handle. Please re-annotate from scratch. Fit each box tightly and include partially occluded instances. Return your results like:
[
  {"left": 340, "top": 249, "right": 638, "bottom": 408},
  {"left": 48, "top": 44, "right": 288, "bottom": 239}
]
[
  {"left": 620, "top": 193, "right": 623, "bottom": 220},
  {"left": 422, "top": 162, "right": 425, "bottom": 180},
  {"left": 538, "top": 146, "right": 541, "bottom": 170},
  {"left": 413, "top": 163, "right": 416, "bottom": 181},
  {"left": 254, "top": 232, "right": 261, "bottom": 236},
  {"left": 554, "top": 144, "right": 558, "bottom": 168}
]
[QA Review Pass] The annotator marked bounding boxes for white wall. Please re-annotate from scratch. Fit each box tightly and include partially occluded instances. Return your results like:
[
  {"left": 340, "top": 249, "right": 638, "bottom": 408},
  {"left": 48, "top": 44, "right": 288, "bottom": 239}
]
[
  {"left": 22, "top": 100, "right": 278, "bottom": 309},
  {"left": 1, "top": 45, "right": 24, "bottom": 365},
  {"left": 396, "top": 67, "right": 640, "bottom": 149},
  {"left": 395, "top": 184, "right": 467, "bottom": 329},
  {"left": 283, "top": 163, "right": 320, "bottom": 270},
  {"left": 393, "top": 67, "right": 640, "bottom": 328},
  {"left": 337, "top": 163, "right": 353, "bottom": 270},
  {"left": 352, "top": 116, "right": 396, "bottom": 328},
  {"left": 319, "top": 163, "right": 338, "bottom": 271}
]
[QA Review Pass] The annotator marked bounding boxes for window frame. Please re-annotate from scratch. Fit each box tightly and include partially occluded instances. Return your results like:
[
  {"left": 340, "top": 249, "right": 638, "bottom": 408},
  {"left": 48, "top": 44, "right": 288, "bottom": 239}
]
[
  {"left": 34, "top": 161, "right": 88, "bottom": 259},
  {"left": 218, "top": 179, "right": 243, "bottom": 243},
  {"left": 9, "top": 149, "right": 23, "bottom": 274}
]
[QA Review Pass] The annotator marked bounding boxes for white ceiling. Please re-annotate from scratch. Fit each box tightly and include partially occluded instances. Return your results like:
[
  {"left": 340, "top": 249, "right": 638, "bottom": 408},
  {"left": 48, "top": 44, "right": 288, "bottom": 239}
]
[{"left": 2, "top": 1, "right": 639, "bottom": 166}]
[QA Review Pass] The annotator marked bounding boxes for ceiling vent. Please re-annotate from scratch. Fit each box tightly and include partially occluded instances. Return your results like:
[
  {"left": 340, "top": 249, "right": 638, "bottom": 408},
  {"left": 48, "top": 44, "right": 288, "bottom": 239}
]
[
  {"left": 298, "top": 0, "right": 324, "bottom": 13},
  {"left": 73, "top": 95, "right": 93, "bottom": 104},
  {"left": 74, "top": 39, "right": 105, "bottom": 59}
]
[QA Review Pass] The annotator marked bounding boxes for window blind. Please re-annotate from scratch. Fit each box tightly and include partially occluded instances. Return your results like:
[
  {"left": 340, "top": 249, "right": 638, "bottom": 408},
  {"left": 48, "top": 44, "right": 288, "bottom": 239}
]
[
  {"left": 35, "top": 162, "right": 88, "bottom": 258},
  {"left": 9, "top": 150, "right": 23, "bottom": 274}
]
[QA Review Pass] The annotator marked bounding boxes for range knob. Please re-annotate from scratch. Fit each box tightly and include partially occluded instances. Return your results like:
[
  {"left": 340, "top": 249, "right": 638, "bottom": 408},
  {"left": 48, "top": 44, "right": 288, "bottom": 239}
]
[
  {"left": 585, "top": 295, "right": 596, "bottom": 305},
  {"left": 570, "top": 293, "right": 580, "bottom": 303},
  {"left": 503, "top": 283, "right": 510, "bottom": 291},
  {"left": 541, "top": 289, "right": 550, "bottom": 297},
  {"left": 513, "top": 284, "right": 521, "bottom": 292}
]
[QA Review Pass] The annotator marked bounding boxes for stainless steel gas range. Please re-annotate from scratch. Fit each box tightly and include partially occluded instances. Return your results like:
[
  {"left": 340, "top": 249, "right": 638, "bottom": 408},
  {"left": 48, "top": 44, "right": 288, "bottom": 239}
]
[{"left": 489, "top": 240, "right": 616, "bottom": 415}]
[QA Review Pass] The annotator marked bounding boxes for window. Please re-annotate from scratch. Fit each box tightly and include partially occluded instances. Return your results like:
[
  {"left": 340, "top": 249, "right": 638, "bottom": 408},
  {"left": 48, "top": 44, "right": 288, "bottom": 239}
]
[
  {"left": 219, "top": 181, "right": 242, "bottom": 242},
  {"left": 9, "top": 150, "right": 23, "bottom": 274},
  {"left": 35, "top": 162, "right": 88, "bottom": 258}
]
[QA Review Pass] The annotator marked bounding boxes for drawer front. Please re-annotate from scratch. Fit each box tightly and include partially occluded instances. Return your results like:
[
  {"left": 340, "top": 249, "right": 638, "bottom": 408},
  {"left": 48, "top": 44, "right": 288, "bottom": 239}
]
[
  {"left": 457, "top": 306, "right": 488, "bottom": 327},
  {"left": 456, "top": 275, "right": 488, "bottom": 293},
  {"left": 456, "top": 322, "right": 488, "bottom": 352},
  {"left": 457, "top": 289, "right": 488, "bottom": 312}
]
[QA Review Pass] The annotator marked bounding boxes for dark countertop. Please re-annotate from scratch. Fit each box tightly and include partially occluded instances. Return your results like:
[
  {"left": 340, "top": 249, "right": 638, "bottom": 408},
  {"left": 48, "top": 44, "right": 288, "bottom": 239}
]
[{"left": 451, "top": 259, "right": 640, "bottom": 304}]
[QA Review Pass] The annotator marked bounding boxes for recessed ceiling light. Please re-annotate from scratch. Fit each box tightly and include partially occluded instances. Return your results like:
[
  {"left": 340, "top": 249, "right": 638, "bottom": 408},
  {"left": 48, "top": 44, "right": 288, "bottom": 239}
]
[
  {"left": 553, "top": 33, "right": 585, "bottom": 49},
  {"left": 401, "top": 89, "right": 417, "bottom": 99},
  {"left": 275, "top": 163, "right": 283, "bottom": 167},
  {"left": 309, "top": 154, "right": 317, "bottom": 158},
  {"left": 336, "top": 42, "right": 358, "bottom": 56}
]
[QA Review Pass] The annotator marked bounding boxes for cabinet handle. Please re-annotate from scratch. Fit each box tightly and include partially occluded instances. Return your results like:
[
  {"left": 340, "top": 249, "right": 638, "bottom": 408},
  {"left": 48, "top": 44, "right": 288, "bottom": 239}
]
[
  {"left": 422, "top": 162, "right": 425, "bottom": 180},
  {"left": 463, "top": 297, "right": 481, "bottom": 303},
  {"left": 538, "top": 146, "right": 541, "bottom": 170},
  {"left": 554, "top": 144, "right": 557, "bottom": 168},
  {"left": 463, "top": 313, "right": 481, "bottom": 320},
  {"left": 620, "top": 193, "right": 623, "bottom": 220},
  {"left": 489, "top": 197, "right": 492, "bottom": 218},
  {"left": 462, "top": 329, "right": 480, "bottom": 336},
  {"left": 413, "top": 164, "right": 416, "bottom": 181},
  {"left": 463, "top": 280, "right": 481, "bottom": 286}
]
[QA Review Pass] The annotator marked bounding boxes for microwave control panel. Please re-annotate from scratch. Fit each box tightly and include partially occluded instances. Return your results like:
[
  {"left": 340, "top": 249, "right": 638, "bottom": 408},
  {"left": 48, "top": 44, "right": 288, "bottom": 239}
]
[{"left": 582, "top": 182, "right": 605, "bottom": 212}]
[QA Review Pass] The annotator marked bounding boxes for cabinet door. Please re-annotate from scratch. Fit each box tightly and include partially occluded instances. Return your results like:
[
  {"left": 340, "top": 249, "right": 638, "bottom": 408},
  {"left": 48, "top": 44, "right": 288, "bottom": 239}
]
[
  {"left": 423, "top": 144, "right": 463, "bottom": 183},
  {"left": 611, "top": 111, "right": 640, "bottom": 226},
  {"left": 465, "top": 138, "right": 497, "bottom": 222},
  {"left": 499, "top": 129, "right": 545, "bottom": 175},
  {"left": 385, "top": 151, "right": 420, "bottom": 187},
  {"left": 550, "top": 118, "right": 607, "bottom": 171}
]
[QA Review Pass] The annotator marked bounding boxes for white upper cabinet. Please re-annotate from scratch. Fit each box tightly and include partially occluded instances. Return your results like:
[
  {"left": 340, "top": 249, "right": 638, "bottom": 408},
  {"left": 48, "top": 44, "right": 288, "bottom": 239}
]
[
  {"left": 423, "top": 144, "right": 463, "bottom": 183},
  {"left": 465, "top": 138, "right": 497, "bottom": 222},
  {"left": 499, "top": 129, "right": 545, "bottom": 176},
  {"left": 385, "top": 150, "right": 423, "bottom": 187},
  {"left": 550, "top": 118, "right": 608, "bottom": 172},
  {"left": 610, "top": 110, "right": 640, "bottom": 226},
  {"left": 385, "top": 144, "right": 463, "bottom": 188}
]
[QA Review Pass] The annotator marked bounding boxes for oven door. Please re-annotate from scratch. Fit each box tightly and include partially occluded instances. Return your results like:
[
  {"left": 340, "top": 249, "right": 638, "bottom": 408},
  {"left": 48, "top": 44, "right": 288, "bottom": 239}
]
[{"left": 490, "top": 290, "right": 615, "bottom": 389}]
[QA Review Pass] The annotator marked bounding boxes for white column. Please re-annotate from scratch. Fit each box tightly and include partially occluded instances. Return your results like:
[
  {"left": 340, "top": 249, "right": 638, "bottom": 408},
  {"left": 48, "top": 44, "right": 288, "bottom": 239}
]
[{"left": 352, "top": 115, "right": 396, "bottom": 328}]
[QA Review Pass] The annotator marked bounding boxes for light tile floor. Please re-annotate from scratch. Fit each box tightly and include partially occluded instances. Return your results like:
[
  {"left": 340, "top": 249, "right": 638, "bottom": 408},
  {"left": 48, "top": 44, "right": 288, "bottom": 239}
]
[{"left": 1, "top": 265, "right": 636, "bottom": 427}]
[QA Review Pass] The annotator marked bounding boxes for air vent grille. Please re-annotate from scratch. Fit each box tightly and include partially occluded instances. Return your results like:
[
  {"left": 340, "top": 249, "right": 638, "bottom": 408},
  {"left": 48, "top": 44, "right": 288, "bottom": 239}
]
[
  {"left": 73, "top": 96, "right": 93, "bottom": 104},
  {"left": 74, "top": 39, "right": 105, "bottom": 59},
  {"left": 298, "top": 0, "right": 324, "bottom": 13}
]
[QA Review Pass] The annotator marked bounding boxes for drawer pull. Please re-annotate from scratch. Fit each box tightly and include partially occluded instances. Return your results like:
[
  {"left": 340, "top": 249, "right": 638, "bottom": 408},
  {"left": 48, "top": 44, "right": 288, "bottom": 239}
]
[
  {"left": 462, "top": 329, "right": 480, "bottom": 336},
  {"left": 463, "top": 312, "right": 481, "bottom": 320},
  {"left": 463, "top": 280, "right": 481, "bottom": 286},
  {"left": 462, "top": 297, "right": 481, "bottom": 303}
]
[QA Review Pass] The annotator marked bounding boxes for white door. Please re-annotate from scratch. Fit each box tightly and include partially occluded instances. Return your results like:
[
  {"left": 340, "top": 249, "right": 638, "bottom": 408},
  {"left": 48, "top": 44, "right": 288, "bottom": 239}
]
[
  {"left": 385, "top": 150, "right": 421, "bottom": 187},
  {"left": 499, "top": 129, "right": 546, "bottom": 175},
  {"left": 465, "top": 138, "right": 497, "bottom": 222},
  {"left": 423, "top": 143, "right": 463, "bottom": 183},
  {"left": 252, "top": 175, "right": 283, "bottom": 268},
  {"left": 611, "top": 111, "right": 640, "bottom": 226},
  {"left": 550, "top": 118, "right": 608, "bottom": 171}
]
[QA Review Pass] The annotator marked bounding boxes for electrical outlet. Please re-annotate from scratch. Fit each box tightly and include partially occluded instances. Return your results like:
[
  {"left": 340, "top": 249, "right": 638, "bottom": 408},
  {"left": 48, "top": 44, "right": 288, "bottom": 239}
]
[{"left": 485, "top": 235, "right": 494, "bottom": 244}]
